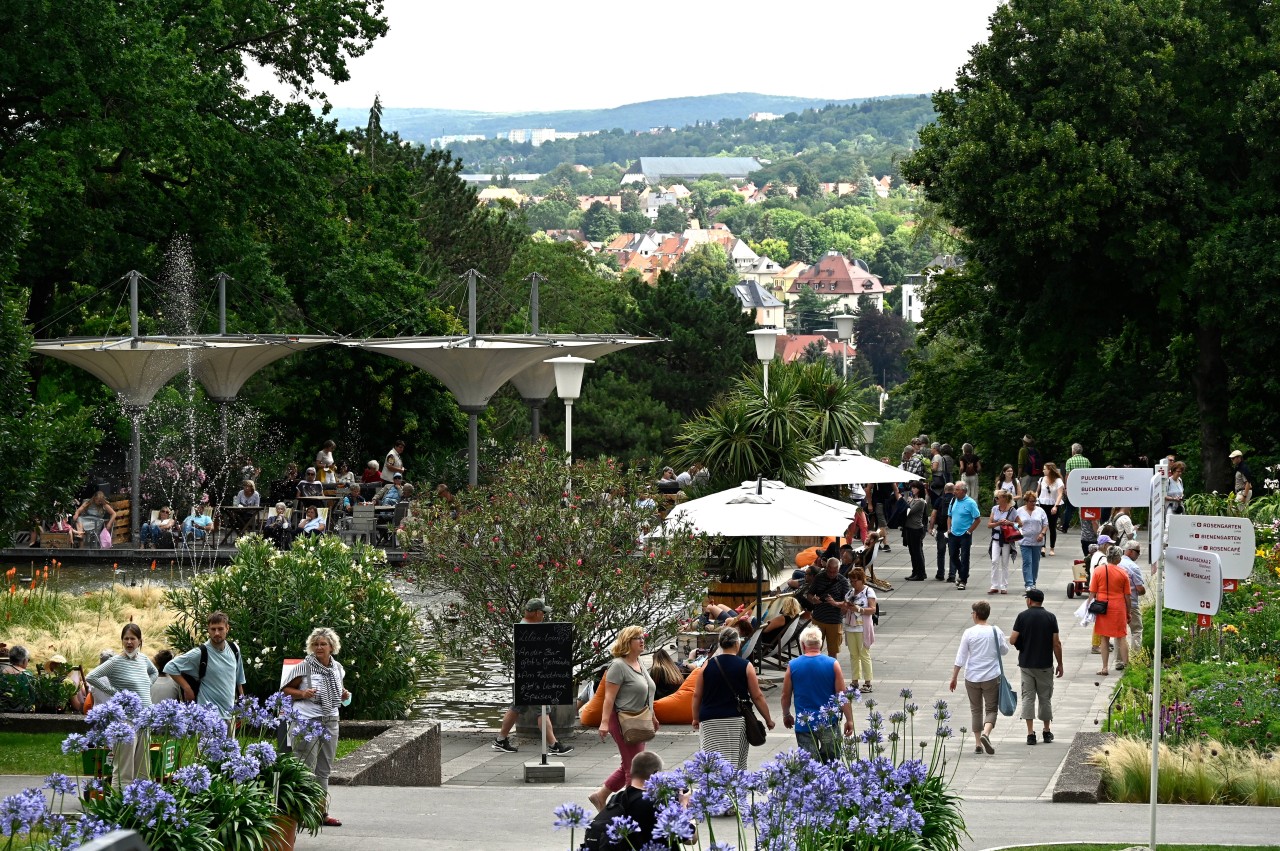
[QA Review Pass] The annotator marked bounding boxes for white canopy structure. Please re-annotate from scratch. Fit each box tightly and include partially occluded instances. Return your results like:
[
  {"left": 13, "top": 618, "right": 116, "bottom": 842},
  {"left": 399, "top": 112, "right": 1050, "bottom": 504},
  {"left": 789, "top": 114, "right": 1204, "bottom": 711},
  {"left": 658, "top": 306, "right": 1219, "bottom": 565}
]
[
  {"left": 31, "top": 337, "right": 206, "bottom": 407},
  {"left": 663, "top": 478, "right": 858, "bottom": 538},
  {"left": 805, "top": 447, "right": 923, "bottom": 487},
  {"left": 185, "top": 334, "right": 335, "bottom": 401}
]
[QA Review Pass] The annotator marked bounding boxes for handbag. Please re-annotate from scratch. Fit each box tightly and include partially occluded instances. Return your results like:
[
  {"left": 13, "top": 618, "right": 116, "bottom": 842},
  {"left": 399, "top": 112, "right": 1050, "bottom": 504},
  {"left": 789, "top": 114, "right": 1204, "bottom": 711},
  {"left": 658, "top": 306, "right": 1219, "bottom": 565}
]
[
  {"left": 992, "top": 627, "right": 1017, "bottom": 717},
  {"left": 715, "top": 657, "right": 767, "bottom": 747},
  {"left": 1087, "top": 566, "right": 1110, "bottom": 615},
  {"left": 617, "top": 706, "right": 656, "bottom": 744}
]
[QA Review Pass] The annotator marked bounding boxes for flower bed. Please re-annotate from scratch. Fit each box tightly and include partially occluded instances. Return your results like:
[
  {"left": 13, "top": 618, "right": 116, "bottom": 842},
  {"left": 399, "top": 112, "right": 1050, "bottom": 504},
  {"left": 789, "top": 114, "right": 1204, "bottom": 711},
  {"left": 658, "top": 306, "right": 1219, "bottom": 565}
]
[
  {"left": 0, "top": 692, "right": 327, "bottom": 851},
  {"left": 552, "top": 689, "right": 968, "bottom": 851}
]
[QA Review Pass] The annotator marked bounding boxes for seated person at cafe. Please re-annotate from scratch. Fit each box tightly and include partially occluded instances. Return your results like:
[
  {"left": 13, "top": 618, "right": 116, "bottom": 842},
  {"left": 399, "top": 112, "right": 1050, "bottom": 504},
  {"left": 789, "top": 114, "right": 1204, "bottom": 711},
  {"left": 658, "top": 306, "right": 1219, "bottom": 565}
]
[
  {"left": 296, "top": 467, "right": 324, "bottom": 498},
  {"left": 339, "top": 483, "right": 363, "bottom": 518},
  {"left": 182, "top": 504, "right": 213, "bottom": 542},
  {"left": 296, "top": 505, "right": 326, "bottom": 537},
  {"left": 373, "top": 473, "right": 403, "bottom": 506},
  {"left": 263, "top": 503, "right": 291, "bottom": 549},
  {"left": 140, "top": 506, "right": 178, "bottom": 549},
  {"left": 362, "top": 460, "right": 382, "bottom": 484},
  {"left": 234, "top": 480, "right": 260, "bottom": 508}
]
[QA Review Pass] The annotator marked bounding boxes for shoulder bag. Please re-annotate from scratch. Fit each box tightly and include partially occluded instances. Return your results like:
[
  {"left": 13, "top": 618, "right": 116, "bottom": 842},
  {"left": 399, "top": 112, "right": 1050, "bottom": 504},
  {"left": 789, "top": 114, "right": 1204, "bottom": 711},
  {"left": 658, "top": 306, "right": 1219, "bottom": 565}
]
[
  {"left": 1087, "top": 567, "right": 1109, "bottom": 615},
  {"left": 715, "top": 656, "right": 767, "bottom": 746},
  {"left": 993, "top": 627, "right": 1017, "bottom": 717},
  {"left": 617, "top": 705, "right": 656, "bottom": 744}
]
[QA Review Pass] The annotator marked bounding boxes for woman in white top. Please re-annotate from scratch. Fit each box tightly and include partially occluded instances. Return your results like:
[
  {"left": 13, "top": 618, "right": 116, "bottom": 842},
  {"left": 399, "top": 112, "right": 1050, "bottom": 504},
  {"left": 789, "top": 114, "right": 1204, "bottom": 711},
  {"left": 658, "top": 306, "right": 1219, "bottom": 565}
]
[
  {"left": 1111, "top": 507, "right": 1136, "bottom": 544},
  {"left": 1015, "top": 493, "right": 1049, "bottom": 589},
  {"left": 1036, "top": 462, "right": 1065, "bottom": 556},
  {"left": 994, "top": 464, "right": 1021, "bottom": 499},
  {"left": 86, "top": 624, "right": 158, "bottom": 788},
  {"left": 1165, "top": 461, "right": 1185, "bottom": 521},
  {"left": 948, "top": 601, "right": 1009, "bottom": 755},
  {"left": 315, "top": 440, "right": 337, "bottom": 484},
  {"left": 839, "top": 567, "right": 878, "bottom": 692},
  {"left": 282, "top": 627, "right": 349, "bottom": 828},
  {"left": 987, "top": 490, "right": 1018, "bottom": 594}
]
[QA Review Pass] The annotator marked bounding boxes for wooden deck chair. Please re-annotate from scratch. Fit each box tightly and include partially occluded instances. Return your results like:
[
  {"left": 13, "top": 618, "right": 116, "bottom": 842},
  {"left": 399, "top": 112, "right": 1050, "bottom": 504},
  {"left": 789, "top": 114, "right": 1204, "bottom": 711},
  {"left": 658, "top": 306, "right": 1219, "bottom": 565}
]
[
  {"left": 340, "top": 505, "right": 378, "bottom": 545},
  {"left": 738, "top": 628, "right": 762, "bottom": 665},
  {"left": 759, "top": 617, "right": 805, "bottom": 670}
]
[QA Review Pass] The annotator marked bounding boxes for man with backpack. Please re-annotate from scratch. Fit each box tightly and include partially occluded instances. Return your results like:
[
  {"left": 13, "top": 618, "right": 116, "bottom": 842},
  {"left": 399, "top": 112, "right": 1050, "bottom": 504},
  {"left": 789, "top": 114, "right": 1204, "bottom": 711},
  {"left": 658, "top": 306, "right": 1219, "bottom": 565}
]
[
  {"left": 164, "top": 611, "right": 245, "bottom": 719},
  {"left": 1018, "top": 436, "right": 1043, "bottom": 497},
  {"left": 582, "top": 751, "right": 690, "bottom": 850}
]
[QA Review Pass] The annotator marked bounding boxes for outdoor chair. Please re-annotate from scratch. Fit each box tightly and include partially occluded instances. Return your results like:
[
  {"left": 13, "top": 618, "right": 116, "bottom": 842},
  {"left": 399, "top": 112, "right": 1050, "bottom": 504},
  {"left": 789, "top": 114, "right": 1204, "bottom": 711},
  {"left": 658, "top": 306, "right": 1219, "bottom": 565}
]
[
  {"left": 339, "top": 505, "right": 378, "bottom": 546},
  {"left": 758, "top": 616, "right": 805, "bottom": 671}
]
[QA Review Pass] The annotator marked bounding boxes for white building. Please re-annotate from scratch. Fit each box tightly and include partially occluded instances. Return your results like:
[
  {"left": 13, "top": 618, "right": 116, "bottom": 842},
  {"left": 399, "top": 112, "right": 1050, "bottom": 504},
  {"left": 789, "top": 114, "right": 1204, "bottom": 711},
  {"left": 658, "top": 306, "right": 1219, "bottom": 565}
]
[{"left": 901, "top": 254, "right": 964, "bottom": 324}]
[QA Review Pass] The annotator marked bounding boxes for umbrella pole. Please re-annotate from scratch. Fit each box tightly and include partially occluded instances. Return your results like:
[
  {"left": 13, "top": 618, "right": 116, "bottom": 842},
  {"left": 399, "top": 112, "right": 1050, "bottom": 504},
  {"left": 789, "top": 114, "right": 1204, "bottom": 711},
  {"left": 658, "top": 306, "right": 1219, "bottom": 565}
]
[{"left": 755, "top": 536, "right": 764, "bottom": 659}]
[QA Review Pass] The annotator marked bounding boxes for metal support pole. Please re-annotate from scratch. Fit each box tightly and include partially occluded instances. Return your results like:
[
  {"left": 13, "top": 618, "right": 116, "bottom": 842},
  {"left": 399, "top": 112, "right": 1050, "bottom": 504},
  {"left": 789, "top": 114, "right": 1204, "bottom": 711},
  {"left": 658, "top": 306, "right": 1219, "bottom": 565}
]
[
  {"left": 526, "top": 400, "right": 543, "bottom": 441},
  {"left": 218, "top": 401, "right": 230, "bottom": 453},
  {"left": 216, "top": 273, "right": 228, "bottom": 335},
  {"left": 466, "top": 269, "right": 478, "bottom": 340},
  {"left": 1149, "top": 461, "right": 1169, "bottom": 850},
  {"left": 128, "top": 270, "right": 140, "bottom": 344},
  {"left": 563, "top": 399, "right": 573, "bottom": 499},
  {"left": 130, "top": 413, "right": 141, "bottom": 545},
  {"left": 540, "top": 703, "right": 548, "bottom": 765},
  {"left": 468, "top": 412, "right": 479, "bottom": 487},
  {"left": 763, "top": 361, "right": 770, "bottom": 397},
  {"left": 528, "top": 272, "right": 542, "bottom": 333}
]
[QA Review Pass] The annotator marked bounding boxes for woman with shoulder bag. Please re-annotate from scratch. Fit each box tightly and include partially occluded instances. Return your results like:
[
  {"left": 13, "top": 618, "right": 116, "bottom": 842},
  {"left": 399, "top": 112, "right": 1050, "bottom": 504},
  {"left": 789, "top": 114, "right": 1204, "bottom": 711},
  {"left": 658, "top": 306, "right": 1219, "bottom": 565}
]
[
  {"left": 987, "top": 490, "right": 1019, "bottom": 595},
  {"left": 690, "top": 627, "right": 774, "bottom": 769},
  {"left": 840, "top": 568, "right": 878, "bottom": 692},
  {"left": 590, "top": 626, "right": 657, "bottom": 812},
  {"left": 901, "top": 480, "right": 929, "bottom": 581},
  {"left": 1036, "top": 463, "right": 1065, "bottom": 556},
  {"left": 282, "top": 627, "right": 349, "bottom": 827},
  {"left": 1088, "top": 547, "right": 1131, "bottom": 676}
]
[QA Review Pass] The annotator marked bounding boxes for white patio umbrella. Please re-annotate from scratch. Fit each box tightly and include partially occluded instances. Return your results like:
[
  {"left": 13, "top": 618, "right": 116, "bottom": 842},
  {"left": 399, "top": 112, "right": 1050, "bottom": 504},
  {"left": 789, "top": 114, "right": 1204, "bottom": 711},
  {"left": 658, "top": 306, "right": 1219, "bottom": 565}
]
[
  {"left": 661, "top": 478, "right": 858, "bottom": 621},
  {"left": 805, "top": 447, "right": 923, "bottom": 487}
]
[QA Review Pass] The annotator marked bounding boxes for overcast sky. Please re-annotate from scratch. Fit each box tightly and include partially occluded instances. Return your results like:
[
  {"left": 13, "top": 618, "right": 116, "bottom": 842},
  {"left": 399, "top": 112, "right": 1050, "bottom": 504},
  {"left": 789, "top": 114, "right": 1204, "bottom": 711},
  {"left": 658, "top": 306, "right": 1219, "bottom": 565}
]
[{"left": 248, "top": 0, "right": 1005, "bottom": 113}]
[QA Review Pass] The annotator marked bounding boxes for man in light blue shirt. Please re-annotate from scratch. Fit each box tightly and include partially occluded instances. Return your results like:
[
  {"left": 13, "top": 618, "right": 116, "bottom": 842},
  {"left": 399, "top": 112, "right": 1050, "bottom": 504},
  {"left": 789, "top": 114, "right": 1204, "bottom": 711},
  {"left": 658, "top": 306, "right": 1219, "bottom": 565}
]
[
  {"left": 947, "top": 481, "right": 983, "bottom": 590},
  {"left": 165, "top": 611, "right": 245, "bottom": 719}
]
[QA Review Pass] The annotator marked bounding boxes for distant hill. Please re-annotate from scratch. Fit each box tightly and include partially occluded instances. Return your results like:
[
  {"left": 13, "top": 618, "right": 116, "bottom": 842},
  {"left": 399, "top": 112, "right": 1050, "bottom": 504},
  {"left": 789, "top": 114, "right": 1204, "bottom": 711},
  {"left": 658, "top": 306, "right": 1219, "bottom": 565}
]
[{"left": 328, "top": 93, "right": 877, "bottom": 143}]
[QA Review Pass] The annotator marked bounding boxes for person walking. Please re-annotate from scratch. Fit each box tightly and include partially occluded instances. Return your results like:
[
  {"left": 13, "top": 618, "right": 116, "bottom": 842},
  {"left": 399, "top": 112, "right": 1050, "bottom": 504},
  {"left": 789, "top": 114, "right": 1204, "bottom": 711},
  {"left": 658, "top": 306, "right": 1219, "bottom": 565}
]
[
  {"left": 493, "top": 599, "right": 574, "bottom": 756},
  {"left": 987, "top": 490, "right": 1018, "bottom": 595},
  {"left": 1015, "top": 493, "right": 1049, "bottom": 590},
  {"left": 949, "top": 601, "right": 1010, "bottom": 755},
  {"left": 781, "top": 626, "right": 853, "bottom": 764},
  {"left": 1165, "top": 461, "right": 1186, "bottom": 521},
  {"left": 164, "top": 611, "right": 245, "bottom": 719},
  {"left": 901, "top": 480, "right": 929, "bottom": 581},
  {"left": 1230, "top": 450, "right": 1254, "bottom": 505},
  {"left": 1017, "top": 435, "right": 1042, "bottom": 496},
  {"left": 1088, "top": 547, "right": 1132, "bottom": 676},
  {"left": 994, "top": 464, "right": 1021, "bottom": 500},
  {"left": 1036, "top": 463, "right": 1065, "bottom": 556},
  {"left": 590, "top": 626, "right": 656, "bottom": 812},
  {"left": 282, "top": 627, "right": 350, "bottom": 828},
  {"left": 1120, "top": 541, "right": 1147, "bottom": 654},
  {"left": 947, "top": 481, "right": 983, "bottom": 591},
  {"left": 840, "top": 568, "right": 877, "bottom": 692},
  {"left": 690, "top": 628, "right": 774, "bottom": 769},
  {"left": 959, "top": 443, "right": 982, "bottom": 500},
  {"left": 85, "top": 624, "right": 158, "bottom": 789},
  {"left": 1060, "top": 444, "right": 1092, "bottom": 532},
  {"left": 1008, "top": 589, "right": 1063, "bottom": 746},
  {"left": 804, "top": 558, "right": 851, "bottom": 657},
  {"left": 929, "top": 483, "right": 956, "bottom": 581}
]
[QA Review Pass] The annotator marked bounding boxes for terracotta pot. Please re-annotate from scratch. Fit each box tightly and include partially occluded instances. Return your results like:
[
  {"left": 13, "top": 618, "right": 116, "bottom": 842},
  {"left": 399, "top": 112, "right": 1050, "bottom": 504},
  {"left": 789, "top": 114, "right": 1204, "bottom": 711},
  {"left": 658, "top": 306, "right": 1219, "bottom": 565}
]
[{"left": 266, "top": 814, "right": 297, "bottom": 851}]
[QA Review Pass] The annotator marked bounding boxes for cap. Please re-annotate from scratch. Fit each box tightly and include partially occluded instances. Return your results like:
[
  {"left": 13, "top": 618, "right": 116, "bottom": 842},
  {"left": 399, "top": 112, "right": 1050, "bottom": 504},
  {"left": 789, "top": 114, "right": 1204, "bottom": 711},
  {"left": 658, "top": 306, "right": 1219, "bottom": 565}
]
[
  {"left": 1096, "top": 534, "right": 1114, "bottom": 546},
  {"left": 48, "top": 654, "right": 68, "bottom": 665},
  {"left": 1229, "top": 450, "right": 1244, "bottom": 459},
  {"left": 393, "top": 473, "right": 403, "bottom": 480},
  {"left": 1023, "top": 588, "right": 1044, "bottom": 602},
  {"left": 525, "top": 598, "right": 548, "bottom": 613},
  {"left": 305, "top": 466, "right": 317, "bottom": 473}
]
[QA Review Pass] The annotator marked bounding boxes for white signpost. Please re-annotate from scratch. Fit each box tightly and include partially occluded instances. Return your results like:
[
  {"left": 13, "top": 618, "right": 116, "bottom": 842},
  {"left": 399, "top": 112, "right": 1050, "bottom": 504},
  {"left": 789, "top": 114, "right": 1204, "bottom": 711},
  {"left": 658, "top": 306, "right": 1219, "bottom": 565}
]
[
  {"left": 1166, "top": 515, "right": 1255, "bottom": 581},
  {"left": 1148, "top": 470, "right": 1166, "bottom": 563},
  {"left": 1066, "top": 467, "right": 1154, "bottom": 507},
  {"left": 1163, "top": 547, "right": 1224, "bottom": 615}
]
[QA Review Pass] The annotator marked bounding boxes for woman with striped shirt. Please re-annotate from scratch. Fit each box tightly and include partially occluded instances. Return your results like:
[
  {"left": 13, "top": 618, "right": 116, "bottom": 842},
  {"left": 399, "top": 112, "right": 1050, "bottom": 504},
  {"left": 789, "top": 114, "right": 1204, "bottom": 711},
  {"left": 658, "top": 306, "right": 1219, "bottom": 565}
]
[
  {"left": 689, "top": 627, "right": 774, "bottom": 769},
  {"left": 282, "top": 627, "right": 349, "bottom": 827},
  {"left": 86, "top": 624, "right": 158, "bottom": 788}
]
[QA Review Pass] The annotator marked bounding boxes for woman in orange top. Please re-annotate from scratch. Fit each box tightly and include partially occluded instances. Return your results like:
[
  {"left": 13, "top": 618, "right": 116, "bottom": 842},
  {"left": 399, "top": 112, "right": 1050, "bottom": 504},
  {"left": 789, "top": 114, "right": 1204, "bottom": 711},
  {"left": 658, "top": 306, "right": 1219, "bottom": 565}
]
[{"left": 1087, "top": 546, "right": 1131, "bottom": 676}]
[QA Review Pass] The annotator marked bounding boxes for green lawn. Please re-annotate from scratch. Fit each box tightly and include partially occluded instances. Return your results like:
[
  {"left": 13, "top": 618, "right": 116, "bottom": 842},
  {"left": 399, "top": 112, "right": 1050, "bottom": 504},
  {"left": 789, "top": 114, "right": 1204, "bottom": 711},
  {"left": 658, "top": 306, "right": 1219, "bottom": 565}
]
[{"left": 0, "top": 732, "right": 366, "bottom": 776}]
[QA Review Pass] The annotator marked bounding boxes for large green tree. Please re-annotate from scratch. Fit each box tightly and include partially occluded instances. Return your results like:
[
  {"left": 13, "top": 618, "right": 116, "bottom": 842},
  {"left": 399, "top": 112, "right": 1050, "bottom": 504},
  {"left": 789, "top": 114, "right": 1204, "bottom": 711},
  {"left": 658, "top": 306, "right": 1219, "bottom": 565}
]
[{"left": 902, "top": 0, "right": 1280, "bottom": 488}]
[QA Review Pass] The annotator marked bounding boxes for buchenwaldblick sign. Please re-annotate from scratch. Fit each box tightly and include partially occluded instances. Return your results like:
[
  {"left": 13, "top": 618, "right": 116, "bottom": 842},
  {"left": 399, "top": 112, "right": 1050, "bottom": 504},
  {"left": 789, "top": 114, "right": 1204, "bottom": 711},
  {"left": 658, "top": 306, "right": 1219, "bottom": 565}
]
[
  {"left": 1066, "top": 467, "right": 1153, "bottom": 507},
  {"left": 1163, "top": 547, "right": 1223, "bottom": 616},
  {"left": 1166, "top": 515, "right": 1256, "bottom": 580}
]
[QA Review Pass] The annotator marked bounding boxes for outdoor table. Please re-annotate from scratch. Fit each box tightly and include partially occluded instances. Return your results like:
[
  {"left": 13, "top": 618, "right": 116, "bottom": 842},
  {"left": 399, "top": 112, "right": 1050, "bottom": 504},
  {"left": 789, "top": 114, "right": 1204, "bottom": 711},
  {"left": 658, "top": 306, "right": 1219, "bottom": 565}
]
[{"left": 217, "top": 506, "right": 263, "bottom": 544}]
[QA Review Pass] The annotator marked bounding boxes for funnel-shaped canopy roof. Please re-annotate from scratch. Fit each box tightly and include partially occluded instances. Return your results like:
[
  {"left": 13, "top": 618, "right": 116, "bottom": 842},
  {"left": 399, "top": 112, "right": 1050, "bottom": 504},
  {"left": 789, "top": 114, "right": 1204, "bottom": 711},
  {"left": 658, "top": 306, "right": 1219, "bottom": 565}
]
[
  {"left": 342, "top": 336, "right": 564, "bottom": 410},
  {"left": 31, "top": 337, "right": 206, "bottom": 406},
  {"left": 180, "top": 335, "right": 335, "bottom": 401},
  {"left": 504, "top": 336, "right": 660, "bottom": 401}
]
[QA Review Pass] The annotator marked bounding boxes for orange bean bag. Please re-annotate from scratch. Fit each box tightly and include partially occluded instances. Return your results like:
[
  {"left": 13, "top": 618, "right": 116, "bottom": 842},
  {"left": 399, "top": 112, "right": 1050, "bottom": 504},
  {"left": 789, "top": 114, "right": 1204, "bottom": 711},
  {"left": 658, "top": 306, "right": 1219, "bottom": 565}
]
[
  {"left": 578, "top": 665, "right": 703, "bottom": 727},
  {"left": 795, "top": 546, "right": 822, "bottom": 568}
]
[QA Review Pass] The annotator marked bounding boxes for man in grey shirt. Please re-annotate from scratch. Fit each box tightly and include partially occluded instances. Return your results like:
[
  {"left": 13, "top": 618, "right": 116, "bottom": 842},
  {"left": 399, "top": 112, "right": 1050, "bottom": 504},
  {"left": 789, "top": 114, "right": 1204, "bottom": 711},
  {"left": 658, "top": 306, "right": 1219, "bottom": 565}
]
[{"left": 165, "top": 611, "right": 246, "bottom": 718}]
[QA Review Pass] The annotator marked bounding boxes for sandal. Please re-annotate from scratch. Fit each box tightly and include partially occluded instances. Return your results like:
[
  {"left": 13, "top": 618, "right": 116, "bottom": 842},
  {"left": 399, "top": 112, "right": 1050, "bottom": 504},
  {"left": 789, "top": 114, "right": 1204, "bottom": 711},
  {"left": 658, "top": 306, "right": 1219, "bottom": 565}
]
[
  {"left": 322, "top": 815, "right": 342, "bottom": 827},
  {"left": 861, "top": 682, "right": 873, "bottom": 692},
  {"left": 1115, "top": 662, "right": 1127, "bottom": 671},
  {"left": 1096, "top": 670, "right": 1109, "bottom": 676}
]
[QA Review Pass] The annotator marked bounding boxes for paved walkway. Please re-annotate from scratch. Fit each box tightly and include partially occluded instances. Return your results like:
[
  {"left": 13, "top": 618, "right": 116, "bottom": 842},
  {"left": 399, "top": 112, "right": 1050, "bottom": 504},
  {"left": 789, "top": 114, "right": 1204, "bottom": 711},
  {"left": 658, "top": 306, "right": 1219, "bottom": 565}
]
[{"left": 5, "top": 530, "right": 1276, "bottom": 848}]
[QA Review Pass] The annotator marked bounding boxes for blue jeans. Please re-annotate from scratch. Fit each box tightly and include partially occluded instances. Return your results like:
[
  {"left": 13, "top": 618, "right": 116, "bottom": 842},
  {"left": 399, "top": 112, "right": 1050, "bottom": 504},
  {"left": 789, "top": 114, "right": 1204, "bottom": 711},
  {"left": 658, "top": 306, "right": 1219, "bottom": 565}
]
[
  {"left": 948, "top": 532, "right": 973, "bottom": 582},
  {"left": 1020, "top": 544, "right": 1041, "bottom": 588},
  {"left": 794, "top": 726, "right": 840, "bottom": 764}
]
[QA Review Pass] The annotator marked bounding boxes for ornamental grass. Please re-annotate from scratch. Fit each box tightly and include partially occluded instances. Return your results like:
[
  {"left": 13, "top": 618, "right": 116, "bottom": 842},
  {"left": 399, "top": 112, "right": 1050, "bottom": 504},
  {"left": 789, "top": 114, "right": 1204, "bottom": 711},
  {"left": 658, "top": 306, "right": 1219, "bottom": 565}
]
[{"left": 1092, "top": 736, "right": 1280, "bottom": 806}]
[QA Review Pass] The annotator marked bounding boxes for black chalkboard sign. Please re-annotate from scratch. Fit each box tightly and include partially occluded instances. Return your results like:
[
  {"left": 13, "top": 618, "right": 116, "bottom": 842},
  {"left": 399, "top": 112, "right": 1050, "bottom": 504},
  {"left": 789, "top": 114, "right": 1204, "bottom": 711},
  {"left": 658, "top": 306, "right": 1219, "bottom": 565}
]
[{"left": 514, "top": 622, "right": 574, "bottom": 706}]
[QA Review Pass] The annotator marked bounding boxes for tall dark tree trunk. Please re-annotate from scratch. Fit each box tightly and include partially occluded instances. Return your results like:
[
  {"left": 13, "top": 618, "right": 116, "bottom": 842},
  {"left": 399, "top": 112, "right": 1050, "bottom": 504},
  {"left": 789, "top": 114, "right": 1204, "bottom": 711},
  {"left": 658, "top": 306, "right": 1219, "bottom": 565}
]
[{"left": 1193, "top": 322, "right": 1232, "bottom": 491}]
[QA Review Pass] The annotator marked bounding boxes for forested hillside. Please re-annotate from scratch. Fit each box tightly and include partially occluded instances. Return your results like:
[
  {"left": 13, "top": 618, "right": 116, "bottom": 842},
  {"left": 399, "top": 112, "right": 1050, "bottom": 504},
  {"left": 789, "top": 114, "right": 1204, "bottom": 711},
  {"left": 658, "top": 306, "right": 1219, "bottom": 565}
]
[{"left": 450, "top": 97, "right": 936, "bottom": 182}]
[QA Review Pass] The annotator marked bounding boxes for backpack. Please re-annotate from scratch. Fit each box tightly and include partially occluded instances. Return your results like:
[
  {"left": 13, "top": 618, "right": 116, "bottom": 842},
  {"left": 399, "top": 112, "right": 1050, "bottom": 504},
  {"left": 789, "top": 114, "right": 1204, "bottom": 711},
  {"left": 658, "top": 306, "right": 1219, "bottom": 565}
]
[
  {"left": 931, "top": 456, "right": 952, "bottom": 490},
  {"left": 962, "top": 454, "right": 980, "bottom": 476},
  {"left": 188, "top": 641, "right": 240, "bottom": 702},
  {"left": 581, "top": 787, "right": 650, "bottom": 851},
  {"left": 1025, "top": 448, "right": 1043, "bottom": 477}
]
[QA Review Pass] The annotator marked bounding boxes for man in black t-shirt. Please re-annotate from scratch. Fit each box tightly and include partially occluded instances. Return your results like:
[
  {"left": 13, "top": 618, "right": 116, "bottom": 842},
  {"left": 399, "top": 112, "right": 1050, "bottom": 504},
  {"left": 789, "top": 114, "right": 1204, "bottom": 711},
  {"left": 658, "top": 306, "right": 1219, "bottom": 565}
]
[
  {"left": 804, "top": 558, "right": 851, "bottom": 658},
  {"left": 1009, "top": 588, "right": 1063, "bottom": 746},
  {"left": 585, "top": 751, "right": 688, "bottom": 850},
  {"left": 928, "top": 483, "right": 956, "bottom": 581}
]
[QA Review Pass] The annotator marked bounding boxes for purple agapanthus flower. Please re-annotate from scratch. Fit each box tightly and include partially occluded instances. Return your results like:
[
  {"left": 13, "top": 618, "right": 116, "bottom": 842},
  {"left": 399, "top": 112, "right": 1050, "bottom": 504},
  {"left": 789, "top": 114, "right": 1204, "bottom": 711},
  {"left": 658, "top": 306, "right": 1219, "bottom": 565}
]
[
  {"left": 552, "top": 802, "right": 591, "bottom": 830},
  {"left": 246, "top": 742, "right": 277, "bottom": 766},
  {"left": 42, "top": 773, "right": 76, "bottom": 796},
  {"left": 605, "top": 815, "right": 640, "bottom": 844},
  {"left": 221, "top": 755, "right": 262, "bottom": 784},
  {"left": 173, "top": 765, "right": 212, "bottom": 794},
  {"left": 121, "top": 780, "right": 184, "bottom": 829},
  {"left": 0, "top": 788, "right": 47, "bottom": 837}
]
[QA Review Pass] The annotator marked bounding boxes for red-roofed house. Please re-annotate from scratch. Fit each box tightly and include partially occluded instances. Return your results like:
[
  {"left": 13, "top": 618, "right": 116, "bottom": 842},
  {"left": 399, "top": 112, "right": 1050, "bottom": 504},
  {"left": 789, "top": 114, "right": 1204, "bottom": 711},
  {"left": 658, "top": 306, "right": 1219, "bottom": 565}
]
[
  {"left": 774, "top": 334, "right": 856, "bottom": 364},
  {"left": 785, "top": 251, "right": 886, "bottom": 313}
]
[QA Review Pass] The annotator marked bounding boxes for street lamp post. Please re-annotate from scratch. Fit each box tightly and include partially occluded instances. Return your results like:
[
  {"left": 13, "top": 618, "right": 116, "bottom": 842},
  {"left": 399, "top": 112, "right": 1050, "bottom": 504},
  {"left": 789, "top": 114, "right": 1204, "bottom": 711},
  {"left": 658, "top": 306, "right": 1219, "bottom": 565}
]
[
  {"left": 547, "top": 355, "right": 593, "bottom": 482},
  {"left": 860, "top": 420, "right": 880, "bottom": 454},
  {"left": 749, "top": 328, "right": 783, "bottom": 396},
  {"left": 831, "top": 313, "right": 855, "bottom": 380}
]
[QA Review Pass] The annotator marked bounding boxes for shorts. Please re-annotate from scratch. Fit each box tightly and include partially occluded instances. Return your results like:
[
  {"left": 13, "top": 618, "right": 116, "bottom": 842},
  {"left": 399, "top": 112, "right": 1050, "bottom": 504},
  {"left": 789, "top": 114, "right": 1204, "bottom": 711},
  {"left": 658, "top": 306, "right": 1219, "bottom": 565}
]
[{"left": 873, "top": 502, "right": 888, "bottom": 528}]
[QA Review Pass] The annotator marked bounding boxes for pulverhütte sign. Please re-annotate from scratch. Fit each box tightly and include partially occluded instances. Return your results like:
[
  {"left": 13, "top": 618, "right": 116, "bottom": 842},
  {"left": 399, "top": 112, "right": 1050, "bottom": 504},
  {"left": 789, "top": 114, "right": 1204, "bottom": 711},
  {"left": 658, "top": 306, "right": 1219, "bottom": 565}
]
[{"left": 1065, "top": 467, "right": 1153, "bottom": 507}]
